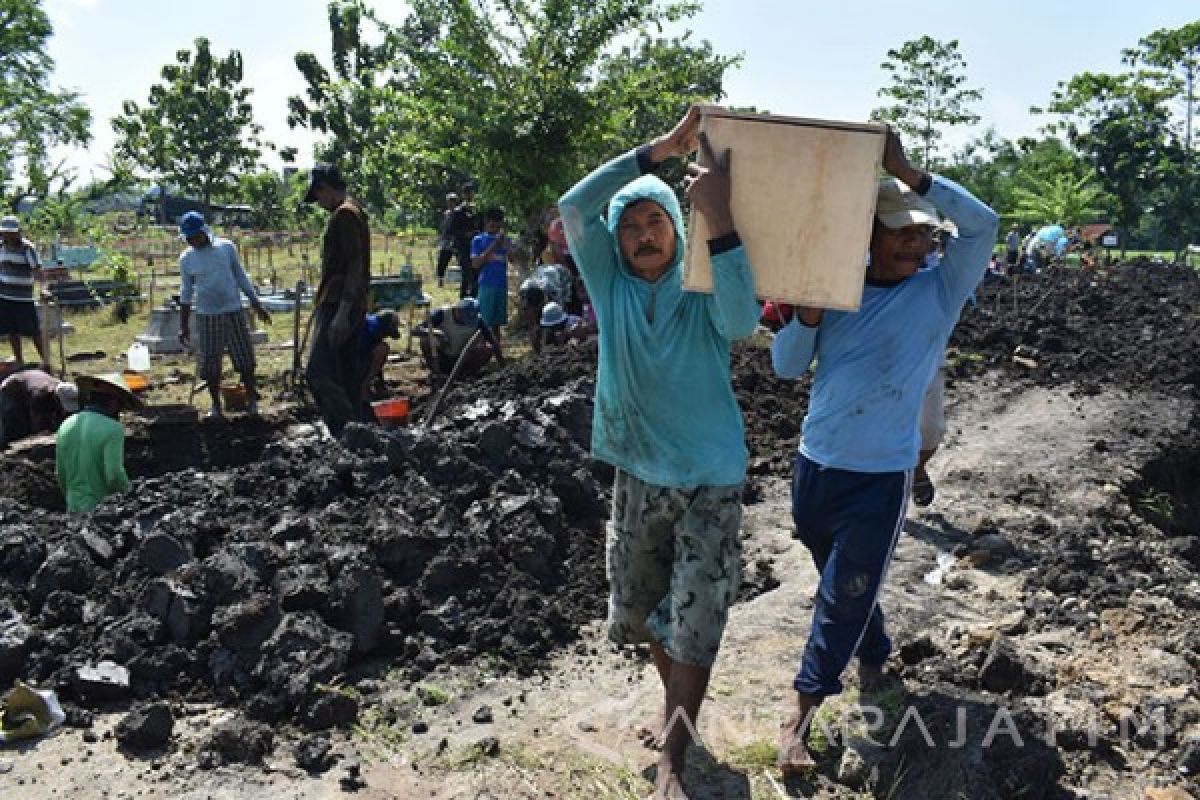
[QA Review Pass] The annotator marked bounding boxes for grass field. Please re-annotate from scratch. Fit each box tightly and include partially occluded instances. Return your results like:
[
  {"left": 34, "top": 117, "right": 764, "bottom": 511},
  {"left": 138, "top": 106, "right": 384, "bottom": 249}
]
[{"left": 8, "top": 227, "right": 509, "bottom": 412}]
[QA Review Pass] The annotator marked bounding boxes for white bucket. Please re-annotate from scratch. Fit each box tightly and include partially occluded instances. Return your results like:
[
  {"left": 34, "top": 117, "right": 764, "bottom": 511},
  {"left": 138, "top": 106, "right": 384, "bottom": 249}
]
[{"left": 126, "top": 342, "right": 151, "bottom": 372}]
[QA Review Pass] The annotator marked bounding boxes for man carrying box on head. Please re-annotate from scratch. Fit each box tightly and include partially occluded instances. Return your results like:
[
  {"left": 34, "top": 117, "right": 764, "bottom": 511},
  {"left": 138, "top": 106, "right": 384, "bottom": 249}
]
[
  {"left": 770, "top": 128, "right": 998, "bottom": 774},
  {"left": 177, "top": 211, "right": 271, "bottom": 419},
  {"left": 558, "top": 105, "right": 760, "bottom": 800}
]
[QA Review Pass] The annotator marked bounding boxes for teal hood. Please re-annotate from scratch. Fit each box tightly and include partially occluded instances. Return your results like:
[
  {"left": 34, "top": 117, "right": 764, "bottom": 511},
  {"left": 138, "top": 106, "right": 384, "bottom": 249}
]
[{"left": 606, "top": 175, "right": 685, "bottom": 279}]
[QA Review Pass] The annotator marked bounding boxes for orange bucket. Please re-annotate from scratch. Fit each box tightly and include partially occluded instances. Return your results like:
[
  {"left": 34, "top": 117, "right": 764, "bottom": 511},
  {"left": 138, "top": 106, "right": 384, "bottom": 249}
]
[
  {"left": 122, "top": 370, "right": 150, "bottom": 392},
  {"left": 371, "top": 397, "right": 409, "bottom": 427}
]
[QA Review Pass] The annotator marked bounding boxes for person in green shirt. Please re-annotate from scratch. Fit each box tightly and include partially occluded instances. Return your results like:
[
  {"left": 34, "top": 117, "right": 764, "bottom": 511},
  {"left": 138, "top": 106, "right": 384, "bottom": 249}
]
[{"left": 56, "top": 373, "right": 142, "bottom": 513}]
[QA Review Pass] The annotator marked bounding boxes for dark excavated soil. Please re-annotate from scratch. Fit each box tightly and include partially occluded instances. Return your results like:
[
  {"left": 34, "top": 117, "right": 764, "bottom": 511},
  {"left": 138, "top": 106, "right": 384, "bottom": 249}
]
[{"left": 0, "top": 263, "right": 1197, "bottom": 790}]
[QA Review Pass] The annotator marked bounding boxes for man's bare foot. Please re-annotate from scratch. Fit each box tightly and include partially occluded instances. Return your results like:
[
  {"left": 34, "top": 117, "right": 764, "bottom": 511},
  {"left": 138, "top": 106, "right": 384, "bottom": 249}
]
[
  {"left": 778, "top": 710, "right": 817, "bottom": 774},
  {"left": 650, "top": 755, "right": 690, "bottom": 799},
  {"left": 636, "top": 708, "right": 666, "bottom": 750}
]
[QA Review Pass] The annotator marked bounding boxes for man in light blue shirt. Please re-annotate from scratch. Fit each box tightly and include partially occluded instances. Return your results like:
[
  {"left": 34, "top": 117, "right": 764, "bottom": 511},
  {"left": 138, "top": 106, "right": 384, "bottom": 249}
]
[
  {"left": 771, "top": 129, "right": 998, "bottom": 774},
  {"left": 177, "top": 212, "right": 271, "bottom": 418},
  {"left": 559, "top": 106, "right": 760, "bottom": 800}
]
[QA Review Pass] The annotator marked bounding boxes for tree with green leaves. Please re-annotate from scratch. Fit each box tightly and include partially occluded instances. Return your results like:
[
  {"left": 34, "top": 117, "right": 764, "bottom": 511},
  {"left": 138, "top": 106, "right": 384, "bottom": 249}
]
[
  {"left": 1010, "top": 173, "right": 1105, "bottom": 228},
  {"left": 288, "top": 0, "right": 738, "bottom": 227},
  {"left": 237, "top": 171, "right": 292, "bottom": 230},
  {"left": 942, "top": 133, "right": 1107, "bottom": 225},
  {"left": 1037, "top": 64, "right": 1187, "bottom": 255},
  {"left": 112, "top": 37, "right": 264, "bottom": 205},
  {"left": 872, "top": 36, "right": 982, "bottom": 168},
  {"left": 1126, "top": 22, "right": 1200, "bottom": 151},
  {"left": 0, "top": 0, "right": 92, "bottom": 205}
]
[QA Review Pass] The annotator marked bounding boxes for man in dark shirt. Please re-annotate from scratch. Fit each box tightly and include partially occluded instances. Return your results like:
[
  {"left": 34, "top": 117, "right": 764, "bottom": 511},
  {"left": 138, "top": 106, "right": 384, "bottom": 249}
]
[
  {"left": 446, "top": 183, "right": 480, "bottom": 299},
  {"left": 303, "top": 163, "right": 371, "bottom": 437},
  {"left": 435, "top": 192, "right": 459, "bottom": 287}
]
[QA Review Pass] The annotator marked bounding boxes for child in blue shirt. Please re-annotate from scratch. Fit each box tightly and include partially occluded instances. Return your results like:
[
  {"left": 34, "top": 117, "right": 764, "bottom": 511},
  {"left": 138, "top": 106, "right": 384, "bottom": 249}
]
[{"left": 470, "top": 208, "right": 510, "bottom": 339}]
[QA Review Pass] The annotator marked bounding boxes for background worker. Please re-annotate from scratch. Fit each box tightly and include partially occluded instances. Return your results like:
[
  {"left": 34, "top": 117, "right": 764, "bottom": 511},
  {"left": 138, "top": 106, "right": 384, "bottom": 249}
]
[
  {"left": 303, "top": 163, "right": 371, "bottom": 438},
  {"left": 0, "top": 215, "right": 50, "bottom": 367},
  {"left": 412, "top": 297, "right": 504, "bottom": 379},
  {"left": 359, "top": 310, "right": 401, "bottom": 399},
  {"left": 0, "top": 368, "right": 78, "bottom": 448},
  {"left": 518, "top": 262, "right": 574, "bottom": 352},
  {"left": 470, "top": 208, "right": 512, "bottom": 342},
  {"left": 56, "top": 373, "right": 142, "bottom": 513},
  {"left": 771, "top": 128, "right": 997, "bottom": 775},
  {"left": 448, "top": 183, "right": 481, "bottom": 298},
  {"left": 435, "top": 192, "right": 459, "bottom": 287},
  {"left": 1005, "top": 223, "right": 1022, "bottom": 275},
  {"left": 177, "top": 211, "right": 271, "bottom": 419},
  {"left": 536, "top": 301, "right": 588, "bottom": 350}
]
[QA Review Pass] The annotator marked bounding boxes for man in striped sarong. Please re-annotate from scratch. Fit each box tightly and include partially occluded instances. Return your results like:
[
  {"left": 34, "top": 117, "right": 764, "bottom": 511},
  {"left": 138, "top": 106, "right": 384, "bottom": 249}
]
[{"left": 0, "top": 215, "right": 49, "bottom": 367}]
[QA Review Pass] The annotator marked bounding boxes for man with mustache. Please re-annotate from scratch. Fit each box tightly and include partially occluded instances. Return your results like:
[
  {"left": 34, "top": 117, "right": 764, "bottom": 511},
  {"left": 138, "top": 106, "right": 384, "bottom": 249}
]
[
  {"left": 558, "top": 106, "right": 760, "bottom": 800},
  {"left": 771, "top": 129, "right": 998, "bottom": 773}
]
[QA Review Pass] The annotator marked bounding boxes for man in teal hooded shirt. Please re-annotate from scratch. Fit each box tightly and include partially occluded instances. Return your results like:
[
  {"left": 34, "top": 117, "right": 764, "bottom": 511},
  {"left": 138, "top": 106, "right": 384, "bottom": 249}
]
[{"left": 559, "top": 106, "right": 760, "bottom": 800}]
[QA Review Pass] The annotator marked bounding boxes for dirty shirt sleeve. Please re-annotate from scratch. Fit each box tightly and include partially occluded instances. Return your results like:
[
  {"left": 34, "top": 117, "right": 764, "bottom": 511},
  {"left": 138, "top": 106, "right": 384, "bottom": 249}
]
[
  {"left": 927, "top": 176, "right": 1000, "bottom": 315},
  {"left": 772, "top": 318, "right": 819, "bottom": 380},
  {"left": 705, "top": 233, "right": 760, "bottom": 341}
]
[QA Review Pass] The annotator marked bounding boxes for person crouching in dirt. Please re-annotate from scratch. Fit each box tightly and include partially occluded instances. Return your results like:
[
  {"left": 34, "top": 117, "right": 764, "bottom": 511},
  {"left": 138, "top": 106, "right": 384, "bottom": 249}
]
[
  {"left": 56, "top": 373, "right": 143, "bottom": 513},
  {"left": 359, "top": 310, "right": 401, "bottom": 399},
  {"left": 0, "top": 368, "right": 78, "bottom": 448},
  {"left": 770, "top": 128, "right": 998, "bottom": 774},
  {"left": 535, "top": 301, "right": 591, "bottom": 351},
  {"left": 519, "top": 262, "right": 574, "bottom": 353},
  {"left": 412, "top": 297, "right": 504, "bottom": 380},
  {"left": 558, "top": 105, "right": 760, "bottom": 800},
  {"left": 177, "top": 212, "right": 272, "bottom": 419}
]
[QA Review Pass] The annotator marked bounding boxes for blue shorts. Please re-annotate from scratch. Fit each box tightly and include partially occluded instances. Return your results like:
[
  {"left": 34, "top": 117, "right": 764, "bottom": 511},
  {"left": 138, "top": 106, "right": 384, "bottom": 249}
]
[{"left": 476, "top": 285, "right": 508, "bottom": 327}]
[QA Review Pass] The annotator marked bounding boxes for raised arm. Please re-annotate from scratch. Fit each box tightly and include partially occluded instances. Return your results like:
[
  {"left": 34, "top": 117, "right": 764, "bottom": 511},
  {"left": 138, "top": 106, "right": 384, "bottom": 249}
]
[
  {"left": 880, "top": 127, "right": 998, "bottom": 311},
  {"left": 687, "top": 130, "right": 759, "bottom": 340},
  {"left": 559, "top": 105, "right": 707, "bottom": 295},
  {"left": 928, "top": 177, "right": 1000, "bottom": 308}
]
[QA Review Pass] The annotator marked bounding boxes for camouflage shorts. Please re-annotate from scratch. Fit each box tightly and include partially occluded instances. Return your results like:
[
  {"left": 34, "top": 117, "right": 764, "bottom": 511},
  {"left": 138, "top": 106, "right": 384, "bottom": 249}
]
[{"left": 605, "top": 470, "right": 743, "bottom": 667}]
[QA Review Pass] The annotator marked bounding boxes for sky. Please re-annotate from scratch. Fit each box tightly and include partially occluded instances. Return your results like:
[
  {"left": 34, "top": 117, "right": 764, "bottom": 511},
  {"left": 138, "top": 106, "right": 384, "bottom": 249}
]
[{"left": 40, "top": 0, "right": 1200, "bottom": 185}]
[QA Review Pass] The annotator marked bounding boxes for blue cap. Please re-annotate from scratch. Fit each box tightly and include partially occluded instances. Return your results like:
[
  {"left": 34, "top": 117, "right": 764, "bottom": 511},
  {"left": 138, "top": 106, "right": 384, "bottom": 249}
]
[
  {"left": 540, "top": 301, "right": 566, "bottom": 328},
  {"left": 456, "top": 297, "right": 479, "bottom": 326},
  {"left": 179, "top": 211, "right": 208, "bottom": 240}
]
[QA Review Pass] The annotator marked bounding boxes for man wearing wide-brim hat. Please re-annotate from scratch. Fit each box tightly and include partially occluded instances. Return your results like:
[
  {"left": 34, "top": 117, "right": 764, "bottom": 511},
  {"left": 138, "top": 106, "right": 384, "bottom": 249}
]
[
  {"left": 55, "top": 373, "right": 142, "bottom": 513},
  {"left": 0, "top": 215, "right": 50, "bottom": 368}
]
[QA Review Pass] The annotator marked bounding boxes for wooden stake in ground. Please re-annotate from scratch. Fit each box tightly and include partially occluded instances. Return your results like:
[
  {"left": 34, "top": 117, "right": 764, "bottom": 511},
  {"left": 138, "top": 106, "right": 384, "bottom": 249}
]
[{"left": 53, "top": 298, "right": 66, "bottom": 379}]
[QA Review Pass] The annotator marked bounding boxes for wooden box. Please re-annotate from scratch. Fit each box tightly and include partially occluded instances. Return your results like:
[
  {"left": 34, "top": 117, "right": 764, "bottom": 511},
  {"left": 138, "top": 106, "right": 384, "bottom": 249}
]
[{"left": 683, "top": 111, "right": 885, "bottom": 311}]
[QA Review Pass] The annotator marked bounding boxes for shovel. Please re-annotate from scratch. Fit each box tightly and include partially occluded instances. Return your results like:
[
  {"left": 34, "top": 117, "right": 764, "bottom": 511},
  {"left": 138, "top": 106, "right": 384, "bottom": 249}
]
[{"left": 415, "top": 328, "right": 484, "bottom": 436}]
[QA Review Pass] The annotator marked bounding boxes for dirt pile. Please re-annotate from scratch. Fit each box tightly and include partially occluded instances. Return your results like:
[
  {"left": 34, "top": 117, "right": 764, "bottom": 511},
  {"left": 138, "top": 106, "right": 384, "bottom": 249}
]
[
  {"left": 2, "top": 261, "right": 1197, "bottom": 761},
  {"left": 952, "top": 264, "right": 1200, "bottom": 393},
  {"left": 0, "top": 379, "right": 610, "bottom": 730}
]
